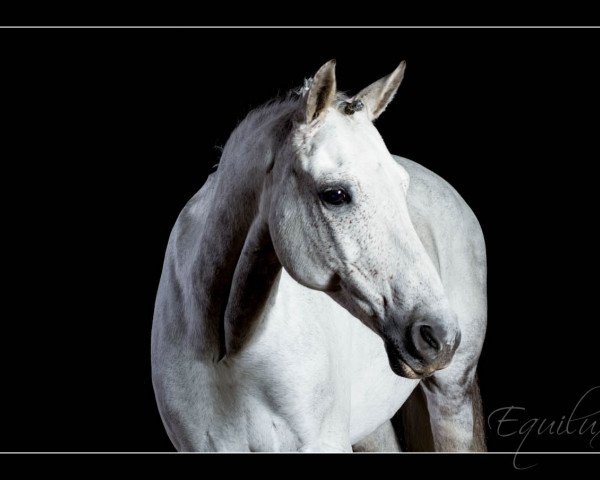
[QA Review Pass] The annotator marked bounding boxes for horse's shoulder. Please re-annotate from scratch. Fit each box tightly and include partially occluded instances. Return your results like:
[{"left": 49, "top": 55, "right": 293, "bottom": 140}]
[{"left": 393, "top": 155, "right": 484, "bottom": 248}]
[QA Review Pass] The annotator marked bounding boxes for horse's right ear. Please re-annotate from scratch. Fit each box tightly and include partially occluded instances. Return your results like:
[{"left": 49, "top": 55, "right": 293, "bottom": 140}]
[
  {"left": 355, "top": 61, "right": 406, "bottom": 121},
  {"left": 304, "top": 59, "right": 337, "bottom": 124}
]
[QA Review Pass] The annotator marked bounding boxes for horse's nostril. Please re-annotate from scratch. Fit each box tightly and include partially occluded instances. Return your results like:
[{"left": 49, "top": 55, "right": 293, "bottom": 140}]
[
  {"left": 406, "top": 320, "right": 458, "bottom": 369},
  {"left": 419, "top": 325, "right": 440, "bottom": 351}
]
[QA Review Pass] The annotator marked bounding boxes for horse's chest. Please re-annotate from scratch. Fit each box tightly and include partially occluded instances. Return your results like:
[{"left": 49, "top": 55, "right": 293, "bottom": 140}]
[
  {"left": 347, "top": 319, "right": 419, "bottom": 442},
  {"left": 240, "top": 274, "right": 419, "bottom": 445}
]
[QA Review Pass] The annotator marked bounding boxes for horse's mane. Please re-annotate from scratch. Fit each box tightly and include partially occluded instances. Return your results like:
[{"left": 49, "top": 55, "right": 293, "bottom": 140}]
[
  {"left": 233, "top": 83, "right": 351, "bottom": 135},
  {"left": 217, "top": 85, "right": 352, "bottom": 169}
]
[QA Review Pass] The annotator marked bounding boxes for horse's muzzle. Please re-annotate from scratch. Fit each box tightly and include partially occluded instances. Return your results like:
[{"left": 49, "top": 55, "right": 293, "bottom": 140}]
[{"left": 384, "top": 320, "right": 461, "bottom": 378}]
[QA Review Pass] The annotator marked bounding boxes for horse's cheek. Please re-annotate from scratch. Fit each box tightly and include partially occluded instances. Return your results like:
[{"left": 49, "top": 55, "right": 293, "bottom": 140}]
[{"left": 269, "top": 207, "right": 304, "bottom": 270}]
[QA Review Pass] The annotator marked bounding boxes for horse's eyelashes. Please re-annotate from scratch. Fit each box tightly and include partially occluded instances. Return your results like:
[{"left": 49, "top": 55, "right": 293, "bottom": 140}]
[{"left": 319, "top": 188, "right": 351, "bottom": 206}]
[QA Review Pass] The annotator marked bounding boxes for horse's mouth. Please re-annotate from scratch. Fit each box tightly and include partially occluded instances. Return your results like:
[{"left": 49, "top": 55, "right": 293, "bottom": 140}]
[
  {"left": 387, "top": 352, "right": 423, "bottom": 379},
  {"left": 384, "top": 342, "right": 431, "bottom": 379}
]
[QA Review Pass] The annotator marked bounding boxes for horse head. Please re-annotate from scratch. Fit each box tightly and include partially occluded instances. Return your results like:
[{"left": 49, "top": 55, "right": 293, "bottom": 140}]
[{"left": 266, "top": 60, "right": 461, "bottom": 378}]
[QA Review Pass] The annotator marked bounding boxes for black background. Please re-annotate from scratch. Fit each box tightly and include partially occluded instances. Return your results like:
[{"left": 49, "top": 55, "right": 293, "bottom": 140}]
[{"left": 2, "top": 28, "right": 599, "bottom": 453}]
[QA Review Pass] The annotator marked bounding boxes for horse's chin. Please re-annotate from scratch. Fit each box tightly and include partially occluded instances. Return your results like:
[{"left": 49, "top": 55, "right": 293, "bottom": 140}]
[
  {"left": 386, "top": 353, "right": 423, "bottom": 379},
  {"left": 383, "top": 342, "right": 432, "bottom": 379}
]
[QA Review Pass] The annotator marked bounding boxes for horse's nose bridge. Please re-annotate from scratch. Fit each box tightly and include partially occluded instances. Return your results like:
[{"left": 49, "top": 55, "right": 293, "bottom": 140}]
[
  {"left": 387, "top": 242, "right": 446, "bottom": 308},
  {"left": 385, "top": 208, "right": 434, "bottom": 272},
  {"left": 375, "top": 201, "right": 450, "bottom": 313}
]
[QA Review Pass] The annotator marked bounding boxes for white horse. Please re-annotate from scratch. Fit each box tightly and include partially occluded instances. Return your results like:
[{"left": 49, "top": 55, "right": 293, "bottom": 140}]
[{"left": 151, "top": 60, "right": 487, "bottom": 452}]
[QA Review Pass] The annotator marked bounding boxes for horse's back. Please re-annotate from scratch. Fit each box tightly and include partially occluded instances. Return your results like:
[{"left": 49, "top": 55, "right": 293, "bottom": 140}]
[
  {"left": 394, "top": 155, "right": 485, "bottom": 265},
  {"left": 395, "top": 155, "right": 485, "bottom": 281}
]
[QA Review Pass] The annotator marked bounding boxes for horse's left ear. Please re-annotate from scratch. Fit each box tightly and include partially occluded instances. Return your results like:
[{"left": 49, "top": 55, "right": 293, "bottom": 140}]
[
  {"left": 304, "top": 59, "right": 337, "bottom": 123},
  {"left": 355, "top": 61, "right": 406, "bottom": 121}
]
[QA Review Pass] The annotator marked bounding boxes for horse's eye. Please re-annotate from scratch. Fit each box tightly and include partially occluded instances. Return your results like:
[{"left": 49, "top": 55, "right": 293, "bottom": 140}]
[{"left": 319, "top": 188, "right": 350, "bottom": 206}]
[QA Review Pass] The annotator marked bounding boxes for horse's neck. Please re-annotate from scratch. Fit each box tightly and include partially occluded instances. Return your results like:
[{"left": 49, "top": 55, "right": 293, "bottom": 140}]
[{"left": 175, "top": 103, "right": 293, "bottom": 361}]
